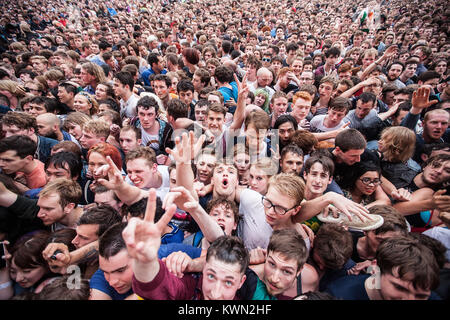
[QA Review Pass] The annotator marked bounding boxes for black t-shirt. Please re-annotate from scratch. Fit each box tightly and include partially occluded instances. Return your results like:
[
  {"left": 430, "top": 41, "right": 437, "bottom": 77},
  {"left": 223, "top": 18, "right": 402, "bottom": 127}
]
[{"left": 329, "top": 148, "right": 380, "bottom": 190}]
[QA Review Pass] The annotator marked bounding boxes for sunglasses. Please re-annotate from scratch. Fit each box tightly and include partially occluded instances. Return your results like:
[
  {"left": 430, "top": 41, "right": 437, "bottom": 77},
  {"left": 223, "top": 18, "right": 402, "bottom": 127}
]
[{"left": 262, "top": 58, "right": 271, "bottom": 62}]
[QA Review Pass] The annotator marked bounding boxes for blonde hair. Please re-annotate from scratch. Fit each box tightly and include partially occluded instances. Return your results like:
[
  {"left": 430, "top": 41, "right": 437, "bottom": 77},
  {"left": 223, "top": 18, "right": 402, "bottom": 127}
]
[
  {"left": 250, "top": 157, "right": 279, "bottom": 177},
  {"left": 268, "top": 173, "right": 305, "bottom": 205},
  {"left": 63, "top": 112, "right": 91, "bottom": 131},
  {"left": 75, "top": 92, "right": 99, "bottom": 115},
  {"left": 39, "top": 178, "right": 82, "bottom": 209},
  {"left": 82, "top": 120, "right": 110, "bottom": 139},
  {"left": 0, "top": 80, "right": 27, "bottom": 98},
  {"left": 44, "top": 69, "right": 65, "bottom": 82},
  {"left": 380, "top": 126, "right": 416, "bottom": 163}
]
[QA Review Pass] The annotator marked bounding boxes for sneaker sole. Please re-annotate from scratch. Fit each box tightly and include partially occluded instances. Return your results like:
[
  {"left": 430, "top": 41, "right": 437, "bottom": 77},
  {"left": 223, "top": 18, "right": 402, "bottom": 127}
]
[{"left": 317, "top": 213, "right": 384, "bottom": 231}]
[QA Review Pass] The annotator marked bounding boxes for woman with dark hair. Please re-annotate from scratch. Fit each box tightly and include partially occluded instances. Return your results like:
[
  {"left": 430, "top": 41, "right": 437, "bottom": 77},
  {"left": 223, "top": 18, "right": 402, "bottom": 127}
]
[
  {"left": 5, "top": 230, "right": 59, "bottom": 298},
  {"left": 342, "top": 161, "right": 391, "bottom": 208}
]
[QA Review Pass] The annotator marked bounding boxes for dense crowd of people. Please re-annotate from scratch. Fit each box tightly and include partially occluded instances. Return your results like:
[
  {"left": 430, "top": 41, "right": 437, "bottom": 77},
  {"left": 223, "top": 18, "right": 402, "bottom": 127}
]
[{"left": 0, "top": 0, "right": 448, "bottom": 301}]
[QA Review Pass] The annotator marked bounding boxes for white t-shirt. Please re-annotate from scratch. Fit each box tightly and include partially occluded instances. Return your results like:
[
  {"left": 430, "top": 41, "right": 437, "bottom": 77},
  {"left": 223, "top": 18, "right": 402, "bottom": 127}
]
[
  {"left": 238, "top": 188, "right": 273, "bottom": 250},
  {"left": 140, "top": 128, "right": 160, "bottom": 150},
  {"left": 120, "top": 94, "right": 139, "bottom": 119},
  {"left": 237, "top": 188, "right": 311, "bottom": 251},
  {"left": 125, "top": 165, "right": 170, "bottom": 200}
]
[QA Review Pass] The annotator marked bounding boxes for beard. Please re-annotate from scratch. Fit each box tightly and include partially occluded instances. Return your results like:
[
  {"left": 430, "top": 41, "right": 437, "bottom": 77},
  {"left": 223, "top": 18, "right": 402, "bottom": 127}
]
[{"left": 43, "top": 131, "right": 59, "bottom": 140}]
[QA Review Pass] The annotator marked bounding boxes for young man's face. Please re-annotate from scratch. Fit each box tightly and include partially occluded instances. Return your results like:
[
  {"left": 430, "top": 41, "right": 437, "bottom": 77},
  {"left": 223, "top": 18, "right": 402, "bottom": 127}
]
[
  {"left": 95, "top": 190, "right": 121, "bottom": 212},
  {"left": 318, "top": 82, "right": 334, "bottom": 100},
  {"left": 212, "top": 164, "right": 238, "bottom": 198},
  {"left": 206, "top": 110, "right": 225, "bottom": 136},
  {"left": 194, "top": 104, "right": 208, "bottom": 125},
  {"left": 99, "top": 249, "right": 134, "bottom": 295},
  {"left": 36, "top": 193, "right": 66, "bottom": 225},
  {"left": 113, "top": 78, "right": 127, "bottom": 98},
  {"left": 292, "top": 97, "right": 311, "bottom": 120},
  {"left": 192, "top": 74, "right": 204, "bottom": 92},
  {"left": 422, "top": 159, "right": 450, "bottom": 186},
  {"left": 263, "top": 251, "right": 301, "bottom": 296},
  {"left": 280, "top": 152, "right": 303, "bottom": 175},
  {"left": 263, "top": 185, "right": 299, "bottom": 228},
  {"left": 58, "top": 86, "right": 74, "bottom": 104},
  {"left": 355, "top": 99, "right": 375, "bottom": 119},
  {"left": 126, "top": 158, "right": 156, "bottom": 189},
  {"left": 202, "top": 256, "right": 246, "bottom": 300},
  {"left": 423, "top": 112, "right": 449, "bottom": 141},
  {"left": 72, "top": 224, "right": 99, "bottom": 249},
  {"left": 303, "top": 162, "right": 332, "bottom": 196},
  {"left": 196, "top": 153, "right": 216, "bottom": 184},
  {"left": 335, "top": 147, "right": 365, "bottom": 165},
  {"left": 46, "top": 162, "right": 73, "bottom": 182},
  {"left": 178, "top": 90, "right": 194, "bottom": 106},
  {"left": 362, "top": 54, "right": 376, "bottom": 68},
  {"left": 271, "top": 97, "right": 288, "bottom": 116},
  {"left": 379, "top": 269, "right": 431, "bottom": 300},
  {"left": 119, "top": 129, "right": 141, "bottom": 154},
  {"left": 326, "top": 108, "right": 347, "bottom": 127},
  {"left": 277, "top": 121, "right": 295, "bottom": 144},
  {"left": 387, "top": 64, "right": 403, "bottom": 81},
  {"left": 0, "top": 150, "right": 29, "bottom": 174},
  {"left": 291, "top": 60, "right": 303, "bottom": 76},
  {"left": 79, "top": 130, "right": 104, "bottom": 150},
  {"left": 153, "top": 80, "right": 168, "bottom": 100},
  {"left": 209, "top": 203, "right": 237, "bottom": 236},
  {"left": 1, "top": 124, "right": 32, "bottom": 138},
  {"left": 138, "top": 107, "right": 157, "bottom": 130}
]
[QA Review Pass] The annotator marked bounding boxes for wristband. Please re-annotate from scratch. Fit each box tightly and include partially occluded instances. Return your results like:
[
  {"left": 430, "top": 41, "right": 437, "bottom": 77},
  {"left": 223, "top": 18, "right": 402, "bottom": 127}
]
[{"left": 0, "top": 281, "right": 12, "bottom": 290}]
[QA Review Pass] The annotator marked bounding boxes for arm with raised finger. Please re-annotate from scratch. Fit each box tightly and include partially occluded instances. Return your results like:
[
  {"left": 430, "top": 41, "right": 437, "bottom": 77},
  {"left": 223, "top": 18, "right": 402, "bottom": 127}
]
[
  {"left": 97, "top": 156, "right": 147, "bottom": 205},
  {"left": 122, "top": 189, "right": 177, "bottom": 283},
  {"left": 163, "top": 187, "right": 225, "bottom": 243}
]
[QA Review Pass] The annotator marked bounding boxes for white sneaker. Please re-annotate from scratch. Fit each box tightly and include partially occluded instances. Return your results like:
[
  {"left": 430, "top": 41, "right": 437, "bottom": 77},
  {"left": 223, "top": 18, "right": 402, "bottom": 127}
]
[{"left": 317, "top": 212, "right": 384, "bottom": 231}]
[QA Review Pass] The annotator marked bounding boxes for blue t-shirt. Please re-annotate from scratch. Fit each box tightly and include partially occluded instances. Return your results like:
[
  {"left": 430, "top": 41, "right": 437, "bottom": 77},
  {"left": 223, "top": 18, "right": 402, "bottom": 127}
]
[
  {"left": 90, "top": 269, "right": 134, "bottom": 300},
  {"left": 158, "top": 243, "right": 202, "bottom": 259},
  {"left": 160, "top": 222, "right": 185, "bottom": 245},
  {"left": 326, "top": 274, "right": 371, "bottom": 300}
]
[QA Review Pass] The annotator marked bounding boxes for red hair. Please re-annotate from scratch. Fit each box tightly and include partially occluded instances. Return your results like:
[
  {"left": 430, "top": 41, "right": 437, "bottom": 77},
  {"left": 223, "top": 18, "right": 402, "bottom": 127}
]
[{"left": 87, "top": 142, "right": 122, "bottom": 170}]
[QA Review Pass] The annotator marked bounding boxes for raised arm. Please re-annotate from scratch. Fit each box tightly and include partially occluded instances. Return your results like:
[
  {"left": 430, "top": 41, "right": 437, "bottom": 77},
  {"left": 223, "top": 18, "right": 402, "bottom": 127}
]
[
  {"left": 166, "top": 131, "right": 206, "bottom": 201},
  {"left": 122, "top": 189, "right": 176, "bottom": 283},
  {"left": 229, "top": 73, "right": 249, "bottom": 130},
  {"left": 400, "top": 87, "right": 439, "bottom": 129},
  {"left": 359, "top": 45, "right": 398, "bottom": 80},
  {"left": 96, "top": 156, "right": 147, "bottom": 205},
  {"left": 163, "top": 186, "right": 224, "bottom": 243}
]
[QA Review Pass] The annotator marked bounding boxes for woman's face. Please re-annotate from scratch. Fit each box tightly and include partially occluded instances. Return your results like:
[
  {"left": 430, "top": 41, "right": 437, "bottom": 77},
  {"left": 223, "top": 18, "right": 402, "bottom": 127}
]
[
  {"left": 88, "top": 151, "right": 108, "bottom": 180},
  {"left": 67, "top": 122, "right": 83, "bottom": 141},
  {"left": 10, "top": 259, "right": 47, "bottom": 289},
  {"left": 234, "top": 153, "right": 251, "bottom": 175},
  {"left": 73, "top": 94, "right": 92, "bottom": 114},
  {"left": 254, "top": 94, "right": 266, "bottom": 107},
  {"left": 355, "top": 171, "right": 380, "bottom": 196}
]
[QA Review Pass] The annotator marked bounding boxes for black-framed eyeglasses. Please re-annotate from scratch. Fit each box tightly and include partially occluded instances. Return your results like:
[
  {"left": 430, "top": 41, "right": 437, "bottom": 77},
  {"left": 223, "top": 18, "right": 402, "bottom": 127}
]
[
  {"left": 359, "top": 177, "right": 382, "bottom": 186},
  {"left": 261, "top": 196, "right": 297, "bottom": 215}
]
